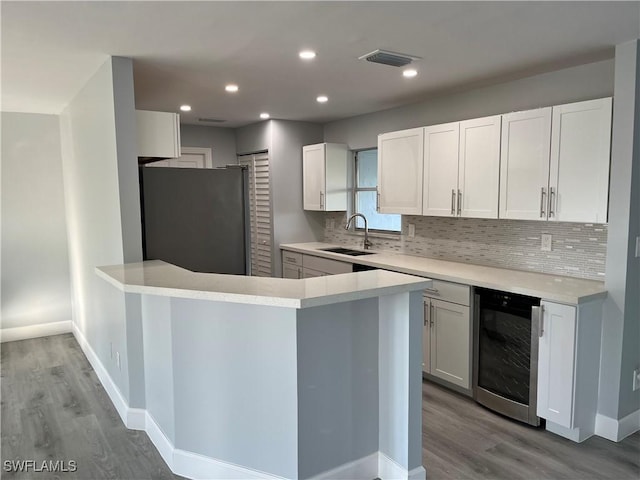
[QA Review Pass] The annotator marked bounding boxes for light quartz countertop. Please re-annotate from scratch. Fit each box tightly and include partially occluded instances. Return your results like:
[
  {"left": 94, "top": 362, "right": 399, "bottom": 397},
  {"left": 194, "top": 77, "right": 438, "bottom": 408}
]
[
  {"left": 96, "top": 260, "right": 431, "bottom": 308},
  {"left": 280, "top": 242, "right": 607, "bottom": 305}
]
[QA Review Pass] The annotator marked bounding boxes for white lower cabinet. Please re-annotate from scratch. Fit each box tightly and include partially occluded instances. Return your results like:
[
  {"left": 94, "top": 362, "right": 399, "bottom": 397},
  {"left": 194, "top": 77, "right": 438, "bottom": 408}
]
[
  {"left": 423, "top": 281, "right": 471, "bottom": 390},
  {"left": 281, "top": 250, "right": 352, "bottom": 279},
  {"left": 536, "top": 299, "right": 603, "bottom": 442}
]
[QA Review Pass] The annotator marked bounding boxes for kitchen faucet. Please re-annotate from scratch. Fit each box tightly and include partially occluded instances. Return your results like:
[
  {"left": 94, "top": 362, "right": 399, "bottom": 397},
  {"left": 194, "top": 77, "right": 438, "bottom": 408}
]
[{"left": 345, "top": 213, "right": 373, "bottom": 250}]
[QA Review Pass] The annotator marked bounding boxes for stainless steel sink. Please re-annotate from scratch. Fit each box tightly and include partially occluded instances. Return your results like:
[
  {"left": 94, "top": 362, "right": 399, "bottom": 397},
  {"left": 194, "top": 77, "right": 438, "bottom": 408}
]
[{"left": 320, "top": 247, "right": 374, "bottom": 256}]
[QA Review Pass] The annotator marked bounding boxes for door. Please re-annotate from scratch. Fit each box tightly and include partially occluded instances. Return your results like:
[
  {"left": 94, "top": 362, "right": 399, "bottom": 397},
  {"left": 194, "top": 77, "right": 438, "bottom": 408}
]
[
  {"left": 499, "top": 108, "right": 552, "bottom": 220},
  {"left": 145, "top": 147, "right": 213, "bottom": 168},
  {"left": 458, "top": 116, "right": 501, "bottom": 219},
  {"left": 537, "top": 301, "right": 576, "bottom": 428},
  {"left": 282, "top": 262, "right": 301, "bottom": 279},
  {"left": 430, "top": 299, "right": 471, "bottom": 389},
  {"left": 377, "top": 128, "right": 424, "bottom": 215},
  {"left": 302, "top": 144, "right": 325, "bottom": 210},
  {"left": 549, "top": 98, "right": 612, "bottom": 223},
  {"left": 423, "top": 122, "right": 460, "bottom": 216},
  {"left": 238, "top": 153, "right": 273, "bottom": 277}
]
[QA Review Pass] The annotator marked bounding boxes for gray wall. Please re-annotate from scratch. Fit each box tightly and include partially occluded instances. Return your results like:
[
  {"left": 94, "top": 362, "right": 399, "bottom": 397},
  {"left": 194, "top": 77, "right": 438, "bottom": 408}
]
[
  {"left": 180, "top": 124, "right": 236, "bottom": 167},
  {"left": 60, "top": 56, "right": 144, "bottom": 406},
  {"left": 235, "top": 120, "right": 271, "bottom": 154},
  {"left": 1, "top": 112, "right": 71, "bottom": 330},
  {"left": 600, "top": 40, "right": 640, "bottom": 421},
  {"left": 324, "top": 59, "right": 614, "bottom": 149}
]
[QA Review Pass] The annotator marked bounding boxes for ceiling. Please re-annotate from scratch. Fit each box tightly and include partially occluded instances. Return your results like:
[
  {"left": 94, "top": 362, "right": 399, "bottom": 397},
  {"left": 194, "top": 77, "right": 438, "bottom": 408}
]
[{"left": 2, "top": 1, "right": 639, "bottom": 128}]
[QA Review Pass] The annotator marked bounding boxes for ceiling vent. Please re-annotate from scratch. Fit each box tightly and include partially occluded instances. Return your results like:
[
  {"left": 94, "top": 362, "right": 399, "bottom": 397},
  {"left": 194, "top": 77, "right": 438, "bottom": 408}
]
[
  {"left": 358, "top": 49, "right": 421, "bottom": 67},
  {"left": 198, "top": 117, "right": 226, "bottom": 123}
]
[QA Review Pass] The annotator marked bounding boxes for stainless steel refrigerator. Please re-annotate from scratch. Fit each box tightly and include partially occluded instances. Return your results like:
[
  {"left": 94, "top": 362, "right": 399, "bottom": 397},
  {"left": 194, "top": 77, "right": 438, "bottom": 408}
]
[{"left": 139, "top": 166, "right": 250, "bottom": 275}]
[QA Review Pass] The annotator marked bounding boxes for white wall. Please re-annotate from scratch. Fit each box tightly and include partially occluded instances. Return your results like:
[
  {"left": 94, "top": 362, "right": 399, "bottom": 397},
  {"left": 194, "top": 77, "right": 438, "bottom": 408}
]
[
  {"left": 60, "top": 56, "right": 143, "bottom": 406},
  {"left": 1, "top": 112, "right": 72, "bottom": 331},
  {"left": 180, "top": 124, "right": 237, "bottom": 167}
]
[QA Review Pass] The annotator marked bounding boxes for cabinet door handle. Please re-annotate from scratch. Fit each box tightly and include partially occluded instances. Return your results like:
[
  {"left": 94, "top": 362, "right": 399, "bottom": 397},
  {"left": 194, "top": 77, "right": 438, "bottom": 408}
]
[
  {"left": 451, "top": 189, "right": 456, "bottom": 215},
  {"left": 423, "top": 301, "right": 428, "bottom": 327},
  {"left": 540, "top": 187, "right": 546, "bottom": 218},
  {"left": 549, "top": 187, "right": 556, "bottom": 218},
  {"left": 424, "top": 287, "right": 439, "bottom": 295},
  {"left": 320, "top": 191, "right": 325, "bottom": 209},
  {"left": 376, "top": 188, "right": 380, "bottom": 212},
  {"left": 285, "top": 256, "right": 297, "bottom": 263},
  {"left": 297, "top": 267, "right": 302, "bottom": 279},
  {"left": 533, "top": 305, "right": 543, "bottom": 337},
  {"left": 457, "top": 190, "right": 462, "bottom": 216},
  {"left": 430, "top": 304, "right": 434, "bottom": 327}
]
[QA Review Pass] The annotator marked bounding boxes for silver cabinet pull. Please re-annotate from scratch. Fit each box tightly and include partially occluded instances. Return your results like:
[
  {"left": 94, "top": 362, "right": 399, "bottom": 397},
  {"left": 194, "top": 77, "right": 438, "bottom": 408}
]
[
  {"left": 376, "top": 188, "right": 380, "bottom": 212},
  {"left": 430, "top": 303, "right": 434, "bottom": 327},
  {"left": 549, "top": 187, "right": 556, "bottom": 218},
  {"left": 319, "top": 191, "right": 325, "bottom": 210},
  {"left": 451, "top": 189, "right": 456, "bottom": 215},
  {"left": 297, "top": 267, "right": 302, "bottom": 279},
  {"left": 424, "top": 287, "right": 439, "bottom": 295},
  {"left": 457, "top": 190, "right": 462, "bottom": 216},
  {"left": 540, "top": 187, "right": 546, "bottom": 218},
  {"left": 423, "top": 301, "right": 428, "bottom": 327}
]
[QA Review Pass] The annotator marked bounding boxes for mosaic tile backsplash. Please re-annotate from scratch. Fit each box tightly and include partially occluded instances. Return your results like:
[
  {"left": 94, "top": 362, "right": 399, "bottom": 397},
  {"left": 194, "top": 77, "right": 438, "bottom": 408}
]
[{"left": 324, "top": 213, "right": 608, "bottom": 281}]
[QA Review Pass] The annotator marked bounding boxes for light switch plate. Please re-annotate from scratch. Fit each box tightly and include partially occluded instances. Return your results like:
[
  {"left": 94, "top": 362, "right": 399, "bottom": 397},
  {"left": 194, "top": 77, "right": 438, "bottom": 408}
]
[
  {"left": 541, "top": 234, "right": 552, "bottom": 252},
  {"left": 408, "top": 223, "right": 415, "bottom": 238}
]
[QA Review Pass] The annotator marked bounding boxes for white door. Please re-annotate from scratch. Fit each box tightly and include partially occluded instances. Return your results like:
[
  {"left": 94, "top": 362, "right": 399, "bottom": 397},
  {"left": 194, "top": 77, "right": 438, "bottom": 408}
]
[
  {"left": 458, "top": 116, "right": 501, "bottom": 219},
  {"left": 145, "top": 146, "right": 213, "bottom": 168},
  {"left": 423, "top": 297, "right": 432, "bottom": 374},
  {"left": 423, "top": 122, "right": 460, "bottom": 217},
  {"left": 302, "top": 144, "right": 326, "bottom": 210},
  {"left": 549, "top": 98, "right": 612, "bottom": 223},
  {"left": 537, "top": 301, "right": 576, "bottom": 428},
  {"left": 238, "top": 153, "right": 273, "bottom": 277},
  {"left": 499, "top": 108, "right": 552, "bottom": 220},
  {"left": 430, "top": 299, "right": 471, "bottom": 389},
  {"left": 377, "top": 128, "right": 424, "bottom": 215}
]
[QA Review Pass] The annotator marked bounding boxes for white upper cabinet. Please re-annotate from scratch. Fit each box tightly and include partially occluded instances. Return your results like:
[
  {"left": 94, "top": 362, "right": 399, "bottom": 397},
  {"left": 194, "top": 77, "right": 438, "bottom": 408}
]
[
  {"left": 302, "top": 143, "right": 348, "bottom": 211},
  {"left": 136, "top": 110, "right": 181, "bottom": 159},
  {"left": 499, "top": 98, "right": 612, "bottom": 223},
  {"left": 423, "top": 122, "right": 460, "bottom": 216},
  {"left": 377, "top": 127, "right": 424, "bottom": 215},
  {"left": 549, "top": 98, "right": 612, "bottom": 223},
  {"left": 458, "top": 115, "right": 502, "bottom": 218},
  {"left": 499, "top": 107, "right": 553, "bottom": 220}
]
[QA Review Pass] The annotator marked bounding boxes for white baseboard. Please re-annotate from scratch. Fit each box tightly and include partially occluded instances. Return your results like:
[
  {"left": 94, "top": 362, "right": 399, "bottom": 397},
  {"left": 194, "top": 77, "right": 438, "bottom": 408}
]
[
  {"left": 71, "top": 323, "right": 130, "bottom": 427},
  {"left": 1, "top": 320, "right": 72, "bottom": 343},
  {"left": 378, "top": 452, "right": 426, "bottom": 480},
  {"left": 309, "top": 452, "right": 378, "bottom": 480},
  {"left": 595, "top": 410, "right": 640, "bottom": 442}
]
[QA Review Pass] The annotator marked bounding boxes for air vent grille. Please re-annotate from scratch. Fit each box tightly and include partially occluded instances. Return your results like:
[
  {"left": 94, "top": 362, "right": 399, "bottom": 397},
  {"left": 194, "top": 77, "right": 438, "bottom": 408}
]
[
  {"left": 358, "top": 49, "right": 421, "bottom": 67},
  {"left": 198, "top": 117, "right": 226, "bottom": 123}
]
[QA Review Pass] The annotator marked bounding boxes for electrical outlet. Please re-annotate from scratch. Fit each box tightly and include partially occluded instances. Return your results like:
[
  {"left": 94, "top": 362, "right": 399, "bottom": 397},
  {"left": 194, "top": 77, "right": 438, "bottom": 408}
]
[
  {"left": 116, "top": 352, "right": 121, "bottom": 370},
  {"left": 633, "top": 369, "right": 640, "bottom": 391},
  {"left": 408, "top": 223, "right": 415, "bottom": 238},
  {"left": 541, "top": 234, "right": 552, "bottom": 252}
]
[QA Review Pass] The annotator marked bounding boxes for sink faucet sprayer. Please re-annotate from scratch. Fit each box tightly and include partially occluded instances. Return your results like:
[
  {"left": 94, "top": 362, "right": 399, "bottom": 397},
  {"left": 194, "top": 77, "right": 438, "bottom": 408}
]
[{"left": 345, "top": 213, "right": 373, "bottom": 250}]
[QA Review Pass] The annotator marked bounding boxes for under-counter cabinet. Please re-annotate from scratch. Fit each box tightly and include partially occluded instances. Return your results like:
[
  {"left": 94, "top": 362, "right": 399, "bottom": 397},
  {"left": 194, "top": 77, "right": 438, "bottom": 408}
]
[
  {"left": 536, "top": 299, "right": 603, "bottom": 442},
  {"left": 423, "top": 116, "right": 501, "bottom": 218},
  {"left": 377, "top": 128, "right": 424, "bottom": 215},
  {"left": 136, "top": 110, "right": 181, "bottom": 159},
  {"left": 499, "top": 98, "right": 612, "bottom": 223},
  {"left": 423, "top": 281, "right": 472, "bottom": 391},
  {"left": 281, "top": 250, "right": 352, "bottom": 278},
  {"left": 302, "top": 143, "right": 348, "bottom": 211}
]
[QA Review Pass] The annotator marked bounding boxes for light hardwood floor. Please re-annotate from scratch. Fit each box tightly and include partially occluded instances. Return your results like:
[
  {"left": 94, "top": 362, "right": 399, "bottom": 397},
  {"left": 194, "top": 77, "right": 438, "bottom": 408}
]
[{"left": 1, "top": 333, "right": 638, "bottom": 479}]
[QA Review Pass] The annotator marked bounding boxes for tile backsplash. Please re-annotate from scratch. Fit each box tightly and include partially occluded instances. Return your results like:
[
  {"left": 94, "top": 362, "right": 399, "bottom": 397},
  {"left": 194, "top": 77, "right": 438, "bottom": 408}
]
[{"left": 324, "top": 213, "right": 607, "bottom": 281}]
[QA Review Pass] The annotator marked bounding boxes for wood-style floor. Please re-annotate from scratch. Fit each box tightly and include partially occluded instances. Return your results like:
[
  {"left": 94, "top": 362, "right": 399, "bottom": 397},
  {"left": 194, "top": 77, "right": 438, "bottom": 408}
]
[{"left": 1, "top": 333, "right": 639, "bottom": 479}]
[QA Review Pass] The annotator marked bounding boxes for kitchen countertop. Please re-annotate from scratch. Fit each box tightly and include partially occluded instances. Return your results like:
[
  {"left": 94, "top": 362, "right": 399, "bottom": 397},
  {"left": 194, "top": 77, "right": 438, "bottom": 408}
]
[
  {"left": 280, "top": 242, "right": 607, "bottom": 305},
  {"left": 96, "top": 259, "right": 431, "bottom": 308}
]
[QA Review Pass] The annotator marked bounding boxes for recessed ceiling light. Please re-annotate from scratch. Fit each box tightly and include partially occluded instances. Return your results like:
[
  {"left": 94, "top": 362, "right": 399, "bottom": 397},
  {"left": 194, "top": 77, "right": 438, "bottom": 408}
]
[
  {"left": 260, "top": 113, "right": 270, "bottom": 119},
  {"left": 180, "top": 105, "right": 192, "bottom": 112},
  {"left": 225, "top": 84, "right": 239, "bottom": 93},
  {"left": 316, "top": 95, "right": 328, "bottom": 103},
  {"left": 299, "top": 50, "right": 317, "bottom": 60},
  {"left": 403, "top": 69, "right": 418, "bottom": 78}
]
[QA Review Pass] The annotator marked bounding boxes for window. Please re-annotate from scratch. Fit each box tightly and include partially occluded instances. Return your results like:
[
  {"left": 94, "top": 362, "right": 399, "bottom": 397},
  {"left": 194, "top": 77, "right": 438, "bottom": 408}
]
[{"left": 353, "top": 149, "right": 401, "bottom": 232}]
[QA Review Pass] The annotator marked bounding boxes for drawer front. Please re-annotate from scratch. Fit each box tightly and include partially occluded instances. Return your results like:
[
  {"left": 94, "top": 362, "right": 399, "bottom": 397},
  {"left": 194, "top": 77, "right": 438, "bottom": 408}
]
[
  {"left": 282, "top": 251, "right": 303, "bottom": 266},
  {"left": 423, "top": 280, "right": 470, "bottom": 306},
  {"left": 303, "top": 254, "right": 352, "bottom": 275},
  {"left": 302, "top": 267, "right": 327, "bottom": 278}
]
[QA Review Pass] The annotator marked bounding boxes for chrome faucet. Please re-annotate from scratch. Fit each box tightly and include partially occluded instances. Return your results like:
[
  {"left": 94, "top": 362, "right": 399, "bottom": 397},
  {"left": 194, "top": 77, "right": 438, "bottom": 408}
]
[{"left": 345, "top": 213, "right": 373, "bottom": 250}]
